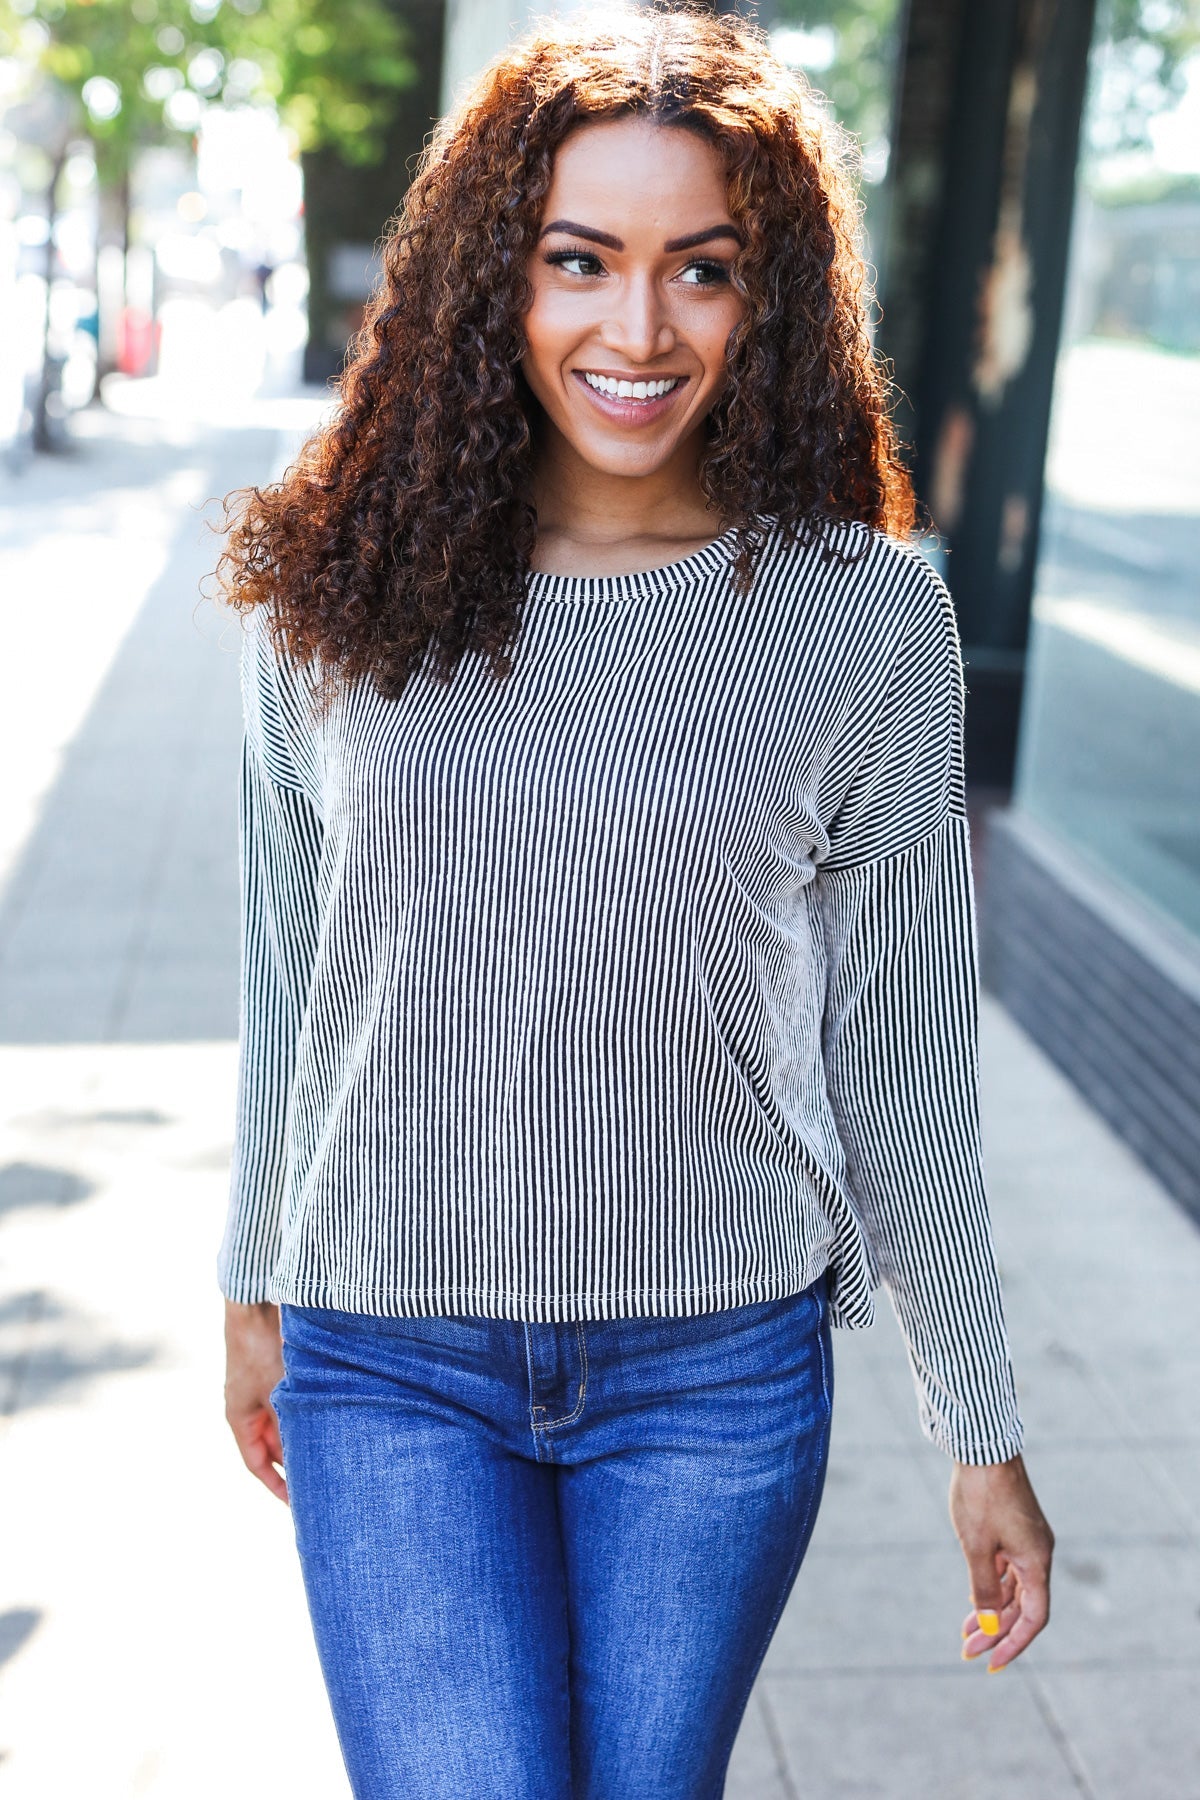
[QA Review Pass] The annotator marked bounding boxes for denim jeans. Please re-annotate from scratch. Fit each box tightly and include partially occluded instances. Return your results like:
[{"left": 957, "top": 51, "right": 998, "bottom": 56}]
[{"left": 272, "top": 1277, "right": 834, "bottom": 1800}]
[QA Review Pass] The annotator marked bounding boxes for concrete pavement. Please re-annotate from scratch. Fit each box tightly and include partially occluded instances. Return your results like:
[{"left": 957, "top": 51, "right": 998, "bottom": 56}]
[{"left": 1, "top": 386, "right": 1197, "bottom": 1799}]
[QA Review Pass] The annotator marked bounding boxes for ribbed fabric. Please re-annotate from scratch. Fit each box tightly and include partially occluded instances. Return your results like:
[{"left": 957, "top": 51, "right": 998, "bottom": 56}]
[{"left": 219, "top": 518, "right": 1024, "bottom": 1463}]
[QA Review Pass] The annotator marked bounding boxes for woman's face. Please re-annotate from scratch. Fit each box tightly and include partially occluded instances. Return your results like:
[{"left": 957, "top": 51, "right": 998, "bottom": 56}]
[{"left": 522, "top": 116, "right": 747, "bottom": 484}]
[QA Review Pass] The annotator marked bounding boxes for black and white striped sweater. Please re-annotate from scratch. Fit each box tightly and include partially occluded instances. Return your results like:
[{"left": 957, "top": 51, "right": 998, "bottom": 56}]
[{"left": 218, "top": 519, "right": 1023, "bottom": 1464}]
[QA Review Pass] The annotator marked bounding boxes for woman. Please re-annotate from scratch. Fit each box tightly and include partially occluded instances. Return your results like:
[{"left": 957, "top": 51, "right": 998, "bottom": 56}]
[{"left": 219, "top": 8, "right": 1053, "bottom": 1796}]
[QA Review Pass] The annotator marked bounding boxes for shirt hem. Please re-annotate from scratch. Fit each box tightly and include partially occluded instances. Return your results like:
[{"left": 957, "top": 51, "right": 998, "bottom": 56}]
[{"left": 241, "top": 1263, "right": 844, "bottom": 1321}]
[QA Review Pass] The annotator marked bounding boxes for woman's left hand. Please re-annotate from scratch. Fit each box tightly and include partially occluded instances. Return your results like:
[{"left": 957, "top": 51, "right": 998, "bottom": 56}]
[{"left": 949, "top": 1453, "right": 1053, "bottom": 1671}]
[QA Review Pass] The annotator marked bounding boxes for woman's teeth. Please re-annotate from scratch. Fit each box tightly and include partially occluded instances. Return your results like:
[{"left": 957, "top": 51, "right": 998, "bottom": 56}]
[{"left": 582, "top": 373, "right": 681, "bottom": 400}]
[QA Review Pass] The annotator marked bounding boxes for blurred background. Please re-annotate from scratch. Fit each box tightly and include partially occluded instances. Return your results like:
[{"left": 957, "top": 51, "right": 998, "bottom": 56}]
[{"left": 0, "top": 2, "right": 1197, "bottom": 1796}]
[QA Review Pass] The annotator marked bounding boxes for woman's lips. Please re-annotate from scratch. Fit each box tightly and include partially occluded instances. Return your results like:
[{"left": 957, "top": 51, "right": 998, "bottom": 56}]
[{"left": 572, "top": 370, "right": 688, "bottom": 426}]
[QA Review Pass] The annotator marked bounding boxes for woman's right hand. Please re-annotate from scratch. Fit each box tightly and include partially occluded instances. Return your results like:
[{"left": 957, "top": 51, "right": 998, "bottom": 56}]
[{"left": 224, "top": 1299, "right": 289, "bottom": 1504}]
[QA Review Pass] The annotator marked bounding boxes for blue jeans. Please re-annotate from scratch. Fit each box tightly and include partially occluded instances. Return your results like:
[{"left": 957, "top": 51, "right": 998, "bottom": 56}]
[{"left": 272, "top": 1278, "right": 834, "bottom": 1800}]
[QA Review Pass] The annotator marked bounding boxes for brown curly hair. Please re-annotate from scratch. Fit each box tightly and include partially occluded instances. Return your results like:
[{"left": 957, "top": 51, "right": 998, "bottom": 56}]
[{"left": 218, "top": 2, "right": 917, "bottom": 698}]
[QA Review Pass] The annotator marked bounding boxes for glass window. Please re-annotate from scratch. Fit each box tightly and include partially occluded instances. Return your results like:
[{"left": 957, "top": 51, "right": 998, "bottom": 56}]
[{"left": 1015, "top": 0, "right": 1200, "bottom": 941}]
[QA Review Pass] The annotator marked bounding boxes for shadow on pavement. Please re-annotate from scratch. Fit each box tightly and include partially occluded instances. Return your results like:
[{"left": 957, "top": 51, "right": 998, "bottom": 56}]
[
  {"left": 0, "top": 1162, "right": 97, "bottom": 1219},
  {"left": 0, "top": 1289, "right": 164, "bottom": 1415},
  {"left": 0, "top": 413, "right": 281, "bottom": 1046},
  {"left": 0, "top": 1607, "right": 42, "bottom": 1672}
]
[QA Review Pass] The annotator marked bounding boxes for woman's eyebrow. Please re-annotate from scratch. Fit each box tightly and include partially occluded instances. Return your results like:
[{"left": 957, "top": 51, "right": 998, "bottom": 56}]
[
  {"left": 539, "top": 220, "right": 624, "bottom": 248},
  {"left": 663, "top": 225, "right": 743, "bottom": 252},
  {"left": 537, "top": 221, "right": 744, "bottom": 252}
]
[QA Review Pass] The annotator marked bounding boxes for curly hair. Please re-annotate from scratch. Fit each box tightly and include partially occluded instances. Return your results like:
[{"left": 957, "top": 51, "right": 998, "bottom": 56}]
[{"left": 218, "top": 2, "right": 918, "bottom": 698}]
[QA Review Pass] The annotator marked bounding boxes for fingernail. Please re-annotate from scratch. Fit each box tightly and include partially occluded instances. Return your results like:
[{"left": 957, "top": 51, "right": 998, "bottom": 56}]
[
  {"left": 987, "top": 1662, "right": 1006, "bottom": 1674},
  {"left": 977, "top": 1610, "right": 1000, "bottom": 1635}
]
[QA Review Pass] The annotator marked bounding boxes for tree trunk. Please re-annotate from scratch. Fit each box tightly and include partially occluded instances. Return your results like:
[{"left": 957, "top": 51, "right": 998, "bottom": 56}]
[
  {"left": 33, "top": 145, "right": 67, "bottom": 453},
  {"left": 92, "top": 161, "right": 131, "bottom": 397}
]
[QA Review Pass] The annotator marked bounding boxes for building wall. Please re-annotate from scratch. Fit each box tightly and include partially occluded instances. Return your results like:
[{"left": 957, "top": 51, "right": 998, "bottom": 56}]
[{"left": 982, "top": 2, "right": 1200, "bottom": 1220}]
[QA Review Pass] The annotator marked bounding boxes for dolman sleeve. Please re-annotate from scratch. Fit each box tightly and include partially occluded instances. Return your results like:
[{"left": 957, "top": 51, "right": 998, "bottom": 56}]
[
  {"left": 813, "top": 554, "right": 1024, "bottom": 1464},
  {"left": 217, "top": 609, "right": 324, "bottom": 1304}
]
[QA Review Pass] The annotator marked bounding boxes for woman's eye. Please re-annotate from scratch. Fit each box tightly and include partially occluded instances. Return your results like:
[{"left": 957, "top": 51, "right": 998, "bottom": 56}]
[
  {"left": 678, "top": 260, "right": 730, "bottom": 287},
  {"left": 546, "top": 250, "right": 605, "bottom": 277}
]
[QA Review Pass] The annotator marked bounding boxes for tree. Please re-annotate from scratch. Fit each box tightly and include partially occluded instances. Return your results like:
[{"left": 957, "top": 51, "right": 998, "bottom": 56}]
[
  {"left": 0, "top": 0, "right": 418, "bottom": 439},
  {"left": 1086, "top": 0, "right": 1200, "bottom": 161},
  {"left": 0, "top": 0, "right": 416, "bottom": 176}
]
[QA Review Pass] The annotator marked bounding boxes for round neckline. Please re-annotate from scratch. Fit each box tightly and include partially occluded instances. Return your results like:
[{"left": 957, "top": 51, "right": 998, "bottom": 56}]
[{"left": 525, "top": 523, "right": 742, "bottom": 605}]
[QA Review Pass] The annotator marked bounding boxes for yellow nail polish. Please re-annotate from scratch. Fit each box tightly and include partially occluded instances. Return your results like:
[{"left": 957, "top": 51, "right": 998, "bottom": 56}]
[
  {"left": 977, "top": 1610, "right": 1000, "bottom": 1635},
  {"left": 987, "top": 1662, "right": 1006, "bottom": 1674}
]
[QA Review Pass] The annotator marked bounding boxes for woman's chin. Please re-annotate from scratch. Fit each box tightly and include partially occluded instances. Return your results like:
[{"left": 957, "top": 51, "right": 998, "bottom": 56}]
[{"left": 560, "top": 425, "right": 695, "bottom": 483}]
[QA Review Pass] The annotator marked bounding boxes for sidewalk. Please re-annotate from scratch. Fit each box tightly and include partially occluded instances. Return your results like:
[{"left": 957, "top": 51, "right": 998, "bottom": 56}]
[{"left": 1, "top": 391, "right": 1197, "bottom": 1800}]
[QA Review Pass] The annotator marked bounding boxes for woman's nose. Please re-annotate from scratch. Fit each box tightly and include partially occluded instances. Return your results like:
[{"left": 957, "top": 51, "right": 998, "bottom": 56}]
[{"left": 599, "top": 274, "right": 676, "bottom": 363}]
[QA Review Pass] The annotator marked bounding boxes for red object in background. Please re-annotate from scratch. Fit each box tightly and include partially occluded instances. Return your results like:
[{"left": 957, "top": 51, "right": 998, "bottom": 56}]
[{"left": 117, "top": 307, "right": 161, "bottom": 376}]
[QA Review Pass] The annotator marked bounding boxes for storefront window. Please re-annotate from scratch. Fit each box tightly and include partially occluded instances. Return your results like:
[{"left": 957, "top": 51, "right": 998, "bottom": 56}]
[{"left": 1015, "top": 0, "right": 1200, "bottom": 940}]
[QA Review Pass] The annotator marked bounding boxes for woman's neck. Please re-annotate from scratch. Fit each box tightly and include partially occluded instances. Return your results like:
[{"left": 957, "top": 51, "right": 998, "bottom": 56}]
[{"left": 530, "top": 422, "right": 724, "bottom": 575}]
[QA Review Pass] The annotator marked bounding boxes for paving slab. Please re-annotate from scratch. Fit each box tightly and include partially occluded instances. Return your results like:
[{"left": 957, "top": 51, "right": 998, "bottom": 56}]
[
  {"left": 811, "top": 1444, "right": 949, "bottom": 1549},
  {"left": 725, "top": 1691, "right": 791, "bottom": 1800},
  {"left": 1028, "top": 1669, "right": 1200, "bottom": 1800},
  {"left": 759, "top": 1669, "right": 1090, "bottom": 1800}
]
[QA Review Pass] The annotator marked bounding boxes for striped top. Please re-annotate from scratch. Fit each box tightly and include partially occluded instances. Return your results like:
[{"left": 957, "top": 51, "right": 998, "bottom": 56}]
[{"left": 218, "top": 518, "right": 1023, "bottom": 1465}]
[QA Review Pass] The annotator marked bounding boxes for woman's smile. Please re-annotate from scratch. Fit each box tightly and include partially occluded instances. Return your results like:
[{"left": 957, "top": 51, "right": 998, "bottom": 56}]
[{"left": 572, "top": 367, "right": 690, "bottom": 425}]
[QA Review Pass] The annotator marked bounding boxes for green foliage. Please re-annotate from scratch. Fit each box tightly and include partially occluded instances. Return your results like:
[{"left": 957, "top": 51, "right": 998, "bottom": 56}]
[
  {"left": 1089, "top": 0, "right": 1200, "bottom": 155},
  {"left": 226, "top": 0, "right": 416, "bottom": 162},
  {"left": 1106, "top": 0, "right": 1200, "bottom": 90},
  {"left": 0, "top": 0, "right": 416, "bottom": 182}
]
